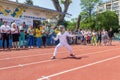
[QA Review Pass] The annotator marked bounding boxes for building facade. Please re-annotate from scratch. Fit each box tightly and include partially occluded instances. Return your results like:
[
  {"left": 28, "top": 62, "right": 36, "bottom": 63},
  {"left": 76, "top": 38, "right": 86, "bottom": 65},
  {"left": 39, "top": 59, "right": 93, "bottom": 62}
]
[
  {"left": 97, "top": 0, "right": 120, "bottom": 24},
  {"left": 0, "top": 0, "right": 62, "bottom": 26}
]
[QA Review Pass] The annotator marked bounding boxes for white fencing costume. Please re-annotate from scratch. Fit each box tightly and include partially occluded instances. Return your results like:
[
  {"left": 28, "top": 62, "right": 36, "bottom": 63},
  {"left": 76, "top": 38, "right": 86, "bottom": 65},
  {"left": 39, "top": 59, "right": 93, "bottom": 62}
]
[{"left": 53, "top": 31, "right": 76, "bottom": 57}]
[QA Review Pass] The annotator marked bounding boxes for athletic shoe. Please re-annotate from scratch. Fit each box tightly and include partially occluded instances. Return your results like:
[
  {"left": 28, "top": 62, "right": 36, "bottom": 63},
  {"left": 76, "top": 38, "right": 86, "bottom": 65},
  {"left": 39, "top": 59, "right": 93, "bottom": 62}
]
[
  {"left": 70, "top": 54, "right": 76, "bottom": 57},
  {"left": 51, "top": 56, "right": 56, "bottom": 59}
]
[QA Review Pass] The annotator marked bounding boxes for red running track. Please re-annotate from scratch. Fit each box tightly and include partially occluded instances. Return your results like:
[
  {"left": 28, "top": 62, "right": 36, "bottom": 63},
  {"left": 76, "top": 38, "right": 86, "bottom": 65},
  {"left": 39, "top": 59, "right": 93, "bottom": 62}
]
[{"left": 0, "top": 41, "right": 120, "bottom": 80}]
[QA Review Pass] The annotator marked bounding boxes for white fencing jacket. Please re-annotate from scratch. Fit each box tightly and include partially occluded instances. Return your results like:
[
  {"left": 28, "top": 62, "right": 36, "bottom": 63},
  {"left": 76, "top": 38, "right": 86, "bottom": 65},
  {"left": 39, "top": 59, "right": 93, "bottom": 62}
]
[{"left": 53, "top": 31, "right": 76, "bottom": 45}]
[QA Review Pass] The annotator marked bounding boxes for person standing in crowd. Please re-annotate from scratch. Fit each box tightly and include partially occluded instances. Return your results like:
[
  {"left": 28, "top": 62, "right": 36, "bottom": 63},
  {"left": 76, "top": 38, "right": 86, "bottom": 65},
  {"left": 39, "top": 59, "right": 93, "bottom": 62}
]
[
  {"left": 51, "top": 25, "right": 77, "bottom": 59},
  {"left": 1, "top": 21, "right": 11, "bottom": 50},
  {"left": 74, "top": 30, "right": 78, "bottom": 44},
  {"left": 51, "top": 26, "right": 56, "bottom": 45},
  {"left": 88, "top": 29, "right": 92, "bottom": 44},
  {"left": 84, "top": 29, "right": 88, "bottom": 45},
  {"left": 27, "top": 25, "right": 35, "bottom": 48},
  {"left": 11, "top": 23, "right": 19, "bottom": 49},
  {"left": 42, "top": 26, "right": 47, "bottom": 48},
  {"left": 97, "top": 31, "right": 102, "bottom": 46},
  {"left": 48, "top": 26, "right": 55, "bottom": 46},
  {"left": 0, "top": 18, "right": 3, "bottom": 27},
  {"left": 81, "top": 29, "right": 85, "bottom": 45},
  {"left": 0, "top": 18, "right": 3, "bottom": 39},
  {"left": 102, "top": 29, "right": 109, "bottom": 46},
  {"left": 46, "top": 25, "right": 51, "bottom": 46},
  {"left": 69, "top": 30, "right": 74, "bottom": 44},
  {"left": 54, "top": 27, "right": 60, "bottom": 45},
  {"left": 91, "top": 30, "right": 97, "bottom": 46},
  {"left": 85, "top": 30, "right": 91, "bottom": 45},
  {"left": 77, "top": 29, "right": 82, "bottom": 44},
  {"left": 19, "top": 24, "right": 25, "bottom": 48},
  {"left": 108, "top": 28, "right": 114, "bottom": 46},
  {"left": 35, "top": 25, "right": 42, "bottom": 48},
  {"left": 72, "top": 31, "right": 77, "bottom": 44},
  {"left": 23, "top": 22, "right": 28, "bottom": 44},
  {"left": 23, "top": 22, "right": 28, "bottom": 34}
]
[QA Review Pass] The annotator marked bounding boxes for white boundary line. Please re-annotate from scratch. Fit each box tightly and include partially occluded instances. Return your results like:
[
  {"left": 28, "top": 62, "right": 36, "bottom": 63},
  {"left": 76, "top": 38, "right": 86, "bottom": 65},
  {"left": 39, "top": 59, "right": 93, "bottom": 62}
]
[
  {"left": 0, "top": 47, "right": 119, "bottom": 70},
  {"left": 0, "top": 46, "right": 102, "bottom": 61},
  {"left": 38, "top": 55, "right": 120, "bottom": 80}
]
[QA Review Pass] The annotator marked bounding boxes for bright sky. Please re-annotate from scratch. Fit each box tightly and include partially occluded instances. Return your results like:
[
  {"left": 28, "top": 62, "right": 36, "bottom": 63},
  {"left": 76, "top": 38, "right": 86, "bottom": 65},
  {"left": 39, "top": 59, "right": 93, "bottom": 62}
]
[{"left": 10, "top": 0, "right": 109, "bottom": 21}]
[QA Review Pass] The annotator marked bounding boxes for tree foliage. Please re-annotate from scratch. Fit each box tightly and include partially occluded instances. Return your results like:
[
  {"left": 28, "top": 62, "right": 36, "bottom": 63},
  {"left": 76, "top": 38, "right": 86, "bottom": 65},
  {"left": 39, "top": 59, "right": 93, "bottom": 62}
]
[
  {"left": 80, "top": 16, "right": 96, "bottom": 29},
  {"left": 80, "top": 0, "right": 99, "bottom": 29},
  {"left": 25, "top": 0, "right": 33, "bottom": 5},
  {"left": 96, "top": 11, "right": 119, "bottom": 31},
  {"left": 63, "top": 19, "right": 76, "bottom": 31},
  {"left": 80, "top": 0, "right": 99, "bottom": 17},
  {"left": 66, "top": 21, "right": 76, "bottom": 30},
  {"left": 80, "top": 0, "right": 119, "bottom": 32}
]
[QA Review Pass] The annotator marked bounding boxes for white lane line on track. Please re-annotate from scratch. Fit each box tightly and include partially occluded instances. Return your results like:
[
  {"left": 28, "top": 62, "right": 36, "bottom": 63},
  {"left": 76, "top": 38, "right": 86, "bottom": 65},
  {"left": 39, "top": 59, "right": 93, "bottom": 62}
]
[
  {"left": 38, "top": 55, "right": 120, "bottom": 80},
  {"left": 0, "top": 47, "right": 119, "bottom": 70},
  {"left": 0, "top": 46, "right": 102, "bottom": 61}
]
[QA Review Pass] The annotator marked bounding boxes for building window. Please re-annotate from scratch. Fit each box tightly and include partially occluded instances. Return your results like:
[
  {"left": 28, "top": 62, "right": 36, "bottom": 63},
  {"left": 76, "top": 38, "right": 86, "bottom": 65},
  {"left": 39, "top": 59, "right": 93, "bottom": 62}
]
[
  {"left": 113, "top": 2, "right": 119, "bottom": 6},
  {"left": 112, "top": 2, "right": 119, "bottom": 10},
  {"left": 98, "top": 6, "right": 105, "bottom": 12},
  {"left": 106, "top": 4, "right": 111, "bottom": 10},
  {"left": 113, "top": 0, "right": 119, "bottom": 2},
  {"left": 112, "top": 6, "right": 119, "bottom": 10}
]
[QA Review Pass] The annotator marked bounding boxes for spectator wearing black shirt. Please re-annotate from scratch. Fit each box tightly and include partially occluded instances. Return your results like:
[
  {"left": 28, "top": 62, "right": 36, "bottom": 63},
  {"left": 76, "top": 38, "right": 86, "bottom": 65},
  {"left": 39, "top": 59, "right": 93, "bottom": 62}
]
[
  {"left": 108, "top": 28, "right": 114, "bottom": 46},
  {"left": 97, "top": 31, "right": 102, "bottom": 46},
  {"left": 0, "top": 18, "right": 3, "bottom": 39}
]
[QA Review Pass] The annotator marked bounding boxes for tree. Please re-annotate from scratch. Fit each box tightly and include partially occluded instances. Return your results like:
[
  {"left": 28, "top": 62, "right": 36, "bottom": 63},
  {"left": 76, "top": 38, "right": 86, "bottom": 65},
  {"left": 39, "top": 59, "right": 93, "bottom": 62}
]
[
  {"left": 75, "top": 15, "right": 81, "bottom": 31},
  {"left": 25, "top": 0, "right": 33, "bottom": 5},
  {"left": 65, "top": 21, "right": 76, "bottom": 31},
  {"left": 80, "top": 0, "right": 99, "bottom": 17},
  {"left": 80, "top": 0, "right": 99, "bottom": 29},
  {"left": 51, "top": 0, "right": 72, "bottom": 25},
  {"left": 80, "top": 15, "right": 96, "bottom": 29},
  {"left": 96, "top": 11, "right": 119, "bottom": 31}
]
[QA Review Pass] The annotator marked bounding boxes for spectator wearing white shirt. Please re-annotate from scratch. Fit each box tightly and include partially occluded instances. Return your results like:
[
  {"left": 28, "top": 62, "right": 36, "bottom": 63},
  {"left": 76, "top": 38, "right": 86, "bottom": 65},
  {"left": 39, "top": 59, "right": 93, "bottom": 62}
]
[
  {"left": 102, "top": 29, "right": 109, "bottom": 46},
  {"left": 81, "top": 29, "right": 85, "bottom": 44},
  {"left": 1, "top": 21, "right": 11, "bottom": 50},
  {"left": 11, "top": 23, "right": 19, "bottom": 49},
  {"left": 77, "top": 29, "right": 82, "bottom": 44}
]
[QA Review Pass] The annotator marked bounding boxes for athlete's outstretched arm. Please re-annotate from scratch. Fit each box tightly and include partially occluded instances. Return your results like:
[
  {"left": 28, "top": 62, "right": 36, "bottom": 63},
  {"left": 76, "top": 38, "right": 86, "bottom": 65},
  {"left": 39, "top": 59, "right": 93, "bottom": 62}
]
[
  {"left": 66, "top": 32, "right": 77, "bottom": 37},
  {"left": 52, "top": 34, "right": 59, "bottom": 41}
]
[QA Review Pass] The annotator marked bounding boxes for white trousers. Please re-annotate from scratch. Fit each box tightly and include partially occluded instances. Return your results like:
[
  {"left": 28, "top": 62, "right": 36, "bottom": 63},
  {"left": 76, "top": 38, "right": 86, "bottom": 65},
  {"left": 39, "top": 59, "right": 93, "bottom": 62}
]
[{"left": 53, "top": 43, "right": 72, "bottom": 56}]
